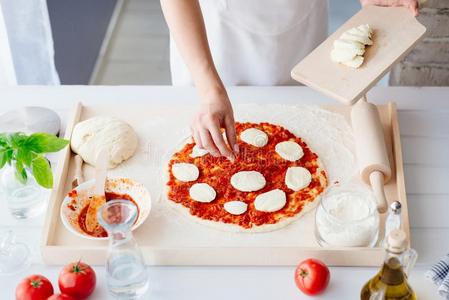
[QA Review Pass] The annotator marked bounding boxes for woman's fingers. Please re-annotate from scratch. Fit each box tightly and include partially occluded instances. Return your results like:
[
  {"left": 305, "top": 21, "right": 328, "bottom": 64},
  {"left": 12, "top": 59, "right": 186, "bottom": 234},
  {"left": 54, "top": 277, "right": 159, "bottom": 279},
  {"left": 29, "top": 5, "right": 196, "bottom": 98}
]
[
  {"left": 199, "top": 128, "right": 220, "bottom": 157},
  {"left": 360, "top": 0, "right": 419, "bottom": 15},
  {"left": 191, "top": 126, "right": 203, "bottom": 148},
  {"left": 208, "top": 120, "right": 234, "bottom": 159},
  {"left": 192, "top": 87, "right": 235, "bottom": 158},
  {"left": 224, "top": 115, "right": 238, "bottom": 154},
  {"left": 410, "top": 1, "right": 419, "bottom": 16}
]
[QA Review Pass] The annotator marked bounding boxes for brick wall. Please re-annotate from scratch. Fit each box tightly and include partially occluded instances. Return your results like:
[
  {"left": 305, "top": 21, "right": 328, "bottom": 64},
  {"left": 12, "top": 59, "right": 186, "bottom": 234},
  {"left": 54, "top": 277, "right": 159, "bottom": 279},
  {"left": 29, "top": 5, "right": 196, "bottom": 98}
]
[{"left": 389, "top": 1, "right": 449, "bottom": 86}]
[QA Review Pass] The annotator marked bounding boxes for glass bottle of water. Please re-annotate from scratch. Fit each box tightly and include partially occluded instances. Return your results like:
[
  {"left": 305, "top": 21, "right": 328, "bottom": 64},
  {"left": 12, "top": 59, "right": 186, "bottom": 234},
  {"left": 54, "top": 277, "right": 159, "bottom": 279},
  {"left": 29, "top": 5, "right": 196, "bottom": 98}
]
[{"left": 97, "top": 200, "right": 149, "bottom": 299}]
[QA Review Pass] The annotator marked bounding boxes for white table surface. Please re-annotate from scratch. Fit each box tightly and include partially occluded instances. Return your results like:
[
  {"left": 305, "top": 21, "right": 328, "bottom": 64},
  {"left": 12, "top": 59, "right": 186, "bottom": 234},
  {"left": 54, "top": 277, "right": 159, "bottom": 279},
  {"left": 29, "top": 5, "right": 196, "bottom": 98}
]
[{"left": 0, "top": 86, "right": 448, "bottom": 299}]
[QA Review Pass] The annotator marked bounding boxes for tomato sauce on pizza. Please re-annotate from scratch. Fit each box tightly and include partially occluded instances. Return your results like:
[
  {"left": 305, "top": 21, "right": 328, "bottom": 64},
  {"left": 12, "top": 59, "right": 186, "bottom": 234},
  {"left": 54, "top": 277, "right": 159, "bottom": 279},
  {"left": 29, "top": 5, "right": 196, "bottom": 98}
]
[{"left": 166, "top": 122, "right": 328, "bottom": 230}]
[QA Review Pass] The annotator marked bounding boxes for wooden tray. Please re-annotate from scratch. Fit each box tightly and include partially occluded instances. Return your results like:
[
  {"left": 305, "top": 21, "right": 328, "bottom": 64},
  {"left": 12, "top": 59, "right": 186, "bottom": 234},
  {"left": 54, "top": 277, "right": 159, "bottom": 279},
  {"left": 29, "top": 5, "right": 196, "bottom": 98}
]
[{"left": 41, "top": 102, "right": 409, "bottom": 266}]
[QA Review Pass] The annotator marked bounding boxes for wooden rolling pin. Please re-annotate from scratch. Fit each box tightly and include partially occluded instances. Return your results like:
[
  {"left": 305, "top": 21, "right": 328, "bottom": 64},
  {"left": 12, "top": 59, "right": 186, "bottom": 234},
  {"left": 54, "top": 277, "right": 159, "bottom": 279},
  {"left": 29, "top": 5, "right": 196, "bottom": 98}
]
[{"left": 351, "top": 96, "right": 391, "bottom": 213}]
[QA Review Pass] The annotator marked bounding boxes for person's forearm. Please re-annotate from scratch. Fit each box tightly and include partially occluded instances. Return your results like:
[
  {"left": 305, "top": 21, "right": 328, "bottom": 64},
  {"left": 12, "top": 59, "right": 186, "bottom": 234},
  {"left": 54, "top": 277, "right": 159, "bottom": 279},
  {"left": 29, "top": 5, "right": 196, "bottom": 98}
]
[
  {"left": 160, "top": 0, "right": 225, "bottom": 101},
  {"left": 360, "top": 0, "right": 419, "bottom": 15}
]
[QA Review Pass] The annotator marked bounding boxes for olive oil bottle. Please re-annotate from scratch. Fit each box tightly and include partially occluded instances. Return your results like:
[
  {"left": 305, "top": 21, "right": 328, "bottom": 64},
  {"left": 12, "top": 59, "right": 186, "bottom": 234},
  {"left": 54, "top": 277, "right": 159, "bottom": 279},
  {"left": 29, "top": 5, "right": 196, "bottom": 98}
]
[{"left": 361, "top": 229, "right": 418, "bottom": 300}]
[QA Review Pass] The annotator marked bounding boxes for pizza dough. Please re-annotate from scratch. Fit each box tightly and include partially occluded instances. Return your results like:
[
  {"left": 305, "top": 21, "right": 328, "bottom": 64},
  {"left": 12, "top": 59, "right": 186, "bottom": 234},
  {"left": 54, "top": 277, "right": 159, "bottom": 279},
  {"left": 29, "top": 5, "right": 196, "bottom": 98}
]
[
  {"left": 275, "top": 141, "right": 304, "bottom": 161},
  {"left": 240, "top": 128, "right": 268, "bottom": 147},
  {"left": 285, "top": 167, "right": 312, "bottom": 191},
  {"left": 224, "top": 201, "right": 248, "bottom": 215},
  {"left": 230, "top": 171, "right": 266, "bottom": 192},
  {"left": 71, "top": 116, "right": 138, "bottom": 168},
  {"left": 190, "top": 145, "right": 209, "bottom": 158},
  {"left": 254, "top": 189, "right": 287, "bottom": 212},
  {"left": 189, "top": 183, "right": 216, "bottom": 203},
  {"left": 166, "top": 121, "right": 329, "bottom": 232},
  {"left": 171, "top": 163, "right": 199, "bottom": 182},
  {"left": 331, "top": 24, "right": 373, "bottom": 69}
]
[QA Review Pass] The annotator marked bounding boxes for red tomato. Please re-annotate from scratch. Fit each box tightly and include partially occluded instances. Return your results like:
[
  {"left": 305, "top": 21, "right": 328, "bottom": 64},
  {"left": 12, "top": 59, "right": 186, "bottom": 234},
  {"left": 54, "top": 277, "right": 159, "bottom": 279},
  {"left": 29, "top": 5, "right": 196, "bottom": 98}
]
[
  {"left": 16, "top": 274, "right": 54, "bottom": 300},
  {"left": 58, "top": 261, "right": 96, "bottom": 299},
  {"left": 294, "top": 258, "right": 330, "bottom": 296},
  {"left": 47, "top": 294, "right": 75, "bottom": 300}
]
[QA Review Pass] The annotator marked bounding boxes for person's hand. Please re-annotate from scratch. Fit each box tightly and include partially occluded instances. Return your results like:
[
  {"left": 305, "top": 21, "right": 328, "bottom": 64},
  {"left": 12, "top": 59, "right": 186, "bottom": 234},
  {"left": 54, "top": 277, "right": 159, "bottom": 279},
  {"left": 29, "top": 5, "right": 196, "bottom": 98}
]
[
  {"left": 360, "top": 0, "right": 419, "bottom": 16},
  {"left": 191, "top": 89, "right": 237, "bottom": 159},
  {"left": 161, "top": 0, "right": 238, "bottom": 159}
]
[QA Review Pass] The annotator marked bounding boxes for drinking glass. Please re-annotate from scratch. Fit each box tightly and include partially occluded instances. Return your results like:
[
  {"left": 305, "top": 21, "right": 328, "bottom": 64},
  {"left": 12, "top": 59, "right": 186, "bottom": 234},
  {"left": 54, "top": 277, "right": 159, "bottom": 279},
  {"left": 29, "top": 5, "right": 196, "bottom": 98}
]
[{"left": 0, "top": 163, "right": 46, "bottom": 219}]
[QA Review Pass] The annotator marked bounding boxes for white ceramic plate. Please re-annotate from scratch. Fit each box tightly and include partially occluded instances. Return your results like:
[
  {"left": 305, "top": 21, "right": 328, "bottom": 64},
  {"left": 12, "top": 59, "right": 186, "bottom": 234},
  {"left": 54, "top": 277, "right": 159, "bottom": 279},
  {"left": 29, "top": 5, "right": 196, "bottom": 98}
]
[{"left": 60, "top": 177, "right": 151, "bottom": 240}]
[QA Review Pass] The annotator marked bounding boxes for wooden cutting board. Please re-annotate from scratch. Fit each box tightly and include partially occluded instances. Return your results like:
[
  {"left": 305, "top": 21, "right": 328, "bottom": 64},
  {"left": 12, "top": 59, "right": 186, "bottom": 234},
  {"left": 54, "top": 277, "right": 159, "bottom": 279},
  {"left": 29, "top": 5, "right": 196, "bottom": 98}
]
[{"left": 291, "top": 6, "right": 426, "bottom": 105}]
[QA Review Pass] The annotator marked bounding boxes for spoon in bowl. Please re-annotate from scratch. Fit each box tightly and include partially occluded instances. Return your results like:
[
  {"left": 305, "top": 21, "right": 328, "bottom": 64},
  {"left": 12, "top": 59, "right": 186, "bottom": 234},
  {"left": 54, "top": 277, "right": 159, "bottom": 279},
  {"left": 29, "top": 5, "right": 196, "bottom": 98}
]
[{"left": 85, "top": 148, "right": 108, "bottom": 232}]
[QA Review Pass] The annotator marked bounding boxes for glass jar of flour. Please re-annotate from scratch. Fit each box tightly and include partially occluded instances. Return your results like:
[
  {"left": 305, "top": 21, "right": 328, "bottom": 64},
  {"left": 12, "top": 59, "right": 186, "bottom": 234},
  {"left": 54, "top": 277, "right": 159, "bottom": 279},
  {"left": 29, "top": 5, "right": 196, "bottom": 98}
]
[{"left": 315, "top": 186, "right": 379, "bottom": 247}]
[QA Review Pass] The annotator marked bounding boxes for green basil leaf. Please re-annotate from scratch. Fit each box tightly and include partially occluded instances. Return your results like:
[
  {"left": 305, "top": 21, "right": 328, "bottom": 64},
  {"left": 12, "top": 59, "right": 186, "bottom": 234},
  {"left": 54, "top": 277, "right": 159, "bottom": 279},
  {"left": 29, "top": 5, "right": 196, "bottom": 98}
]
[
  {"left": 25, "top": 133, "right": 69, "bottom": 153},
  {"left": 0, "top": 133, "right": 7, "bottom": 147},
  {"left": 31, "top": 156, "right": 53, "bottom": 188},
  {"left": 16, "top": 148, "right": 35, "bottom": 167},
  {"left": 8, "top": 132, "right": 28, "bottom": 148},
  {"left": 15, "top": 160, "right": 27, "bottom": 184},
  {"left": 0, "top": 148, "right": 13, "bottom": 169}
]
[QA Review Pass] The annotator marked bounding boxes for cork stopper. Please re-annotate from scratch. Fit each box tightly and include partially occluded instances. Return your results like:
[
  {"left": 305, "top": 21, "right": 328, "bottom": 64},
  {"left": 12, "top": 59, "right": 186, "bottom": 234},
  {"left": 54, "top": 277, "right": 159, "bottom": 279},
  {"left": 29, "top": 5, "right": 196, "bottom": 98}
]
[{"left": 387, "top": 229, "right": 407, "bottom": 253}]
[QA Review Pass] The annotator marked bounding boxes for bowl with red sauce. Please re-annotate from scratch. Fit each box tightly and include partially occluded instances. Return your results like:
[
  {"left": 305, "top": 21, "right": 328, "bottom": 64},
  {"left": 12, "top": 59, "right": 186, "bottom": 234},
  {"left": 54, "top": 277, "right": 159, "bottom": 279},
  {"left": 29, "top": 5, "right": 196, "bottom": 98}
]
[{"left": 60, "top": 177, "right": 151, "bottom": 240}]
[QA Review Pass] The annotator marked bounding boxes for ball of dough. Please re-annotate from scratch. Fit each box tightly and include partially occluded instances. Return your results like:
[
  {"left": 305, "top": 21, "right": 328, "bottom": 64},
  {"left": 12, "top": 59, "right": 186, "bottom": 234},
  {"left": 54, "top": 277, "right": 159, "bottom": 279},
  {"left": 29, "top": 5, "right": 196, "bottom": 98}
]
[{"left": 71, "top": 116, "right": 138, "bottom": 168}]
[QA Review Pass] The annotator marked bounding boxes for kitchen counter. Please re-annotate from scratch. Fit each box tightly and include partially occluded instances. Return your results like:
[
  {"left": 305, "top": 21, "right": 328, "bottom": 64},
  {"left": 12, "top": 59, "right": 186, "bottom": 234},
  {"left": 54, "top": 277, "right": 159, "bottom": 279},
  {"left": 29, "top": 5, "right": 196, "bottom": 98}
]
[{"left": 0, "top": 86, "right": 448, "bottom": 299}]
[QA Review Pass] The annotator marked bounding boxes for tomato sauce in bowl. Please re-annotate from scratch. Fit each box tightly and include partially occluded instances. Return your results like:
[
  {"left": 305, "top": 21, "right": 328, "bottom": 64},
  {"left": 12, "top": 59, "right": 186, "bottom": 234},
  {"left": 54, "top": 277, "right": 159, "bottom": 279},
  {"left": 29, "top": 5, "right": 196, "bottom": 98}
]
[
  {"left": 77, "top": 192, "right": 140, "bottom": 238},
  {"left": 61, "top": 177, "right": 151, "bottom": 240}
]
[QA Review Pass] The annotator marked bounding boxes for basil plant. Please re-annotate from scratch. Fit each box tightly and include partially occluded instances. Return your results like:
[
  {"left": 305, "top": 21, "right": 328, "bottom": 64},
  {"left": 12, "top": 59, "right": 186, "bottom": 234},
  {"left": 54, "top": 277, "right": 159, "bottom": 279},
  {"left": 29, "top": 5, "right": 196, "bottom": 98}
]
[{"left": 0, "top": 132, "right": 69, "bottom": 188}]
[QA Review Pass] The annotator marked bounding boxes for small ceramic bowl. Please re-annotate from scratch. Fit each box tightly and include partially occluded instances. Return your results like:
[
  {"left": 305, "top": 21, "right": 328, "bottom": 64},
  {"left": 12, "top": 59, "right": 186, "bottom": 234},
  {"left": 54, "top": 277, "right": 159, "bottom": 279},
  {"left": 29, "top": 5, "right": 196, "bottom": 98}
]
[{"left": 60, "top": 177, "right": 151, "bottom": 240}]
